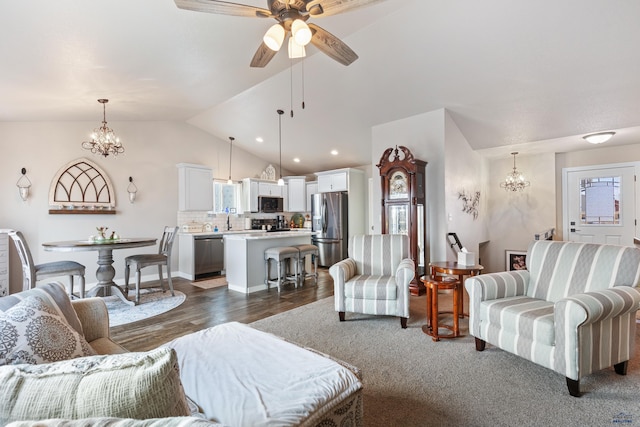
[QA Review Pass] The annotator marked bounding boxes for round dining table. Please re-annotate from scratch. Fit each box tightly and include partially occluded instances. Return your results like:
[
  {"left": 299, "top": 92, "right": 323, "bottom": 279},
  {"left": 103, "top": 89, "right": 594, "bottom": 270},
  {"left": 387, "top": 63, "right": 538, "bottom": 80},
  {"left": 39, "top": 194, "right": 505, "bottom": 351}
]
[{"left": 42, "top": 237, "right": 156, "bottom": 306}]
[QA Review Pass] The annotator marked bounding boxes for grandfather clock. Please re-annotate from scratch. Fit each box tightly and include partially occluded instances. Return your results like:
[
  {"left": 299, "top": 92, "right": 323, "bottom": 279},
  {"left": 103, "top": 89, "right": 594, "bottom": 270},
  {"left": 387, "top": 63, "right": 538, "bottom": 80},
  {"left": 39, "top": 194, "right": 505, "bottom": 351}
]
[{"left": 377, "top": 146, "right": 427, "bottom": 296}]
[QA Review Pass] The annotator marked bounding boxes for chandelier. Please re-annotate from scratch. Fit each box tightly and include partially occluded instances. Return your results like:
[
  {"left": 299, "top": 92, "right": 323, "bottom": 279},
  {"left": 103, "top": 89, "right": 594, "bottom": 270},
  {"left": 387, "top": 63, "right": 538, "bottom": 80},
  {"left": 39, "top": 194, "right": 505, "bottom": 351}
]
[
  {"left": 500, "top": 152, "right": 530, "bottom": 192},
  {"left": 82, "top": 99, "right": 124, "bottom": 157}
]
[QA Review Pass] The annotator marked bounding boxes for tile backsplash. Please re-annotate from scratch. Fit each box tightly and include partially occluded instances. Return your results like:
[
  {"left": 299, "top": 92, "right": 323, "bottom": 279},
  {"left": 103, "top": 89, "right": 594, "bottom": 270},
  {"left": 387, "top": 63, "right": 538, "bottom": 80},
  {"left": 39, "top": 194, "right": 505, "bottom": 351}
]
[{"left": 177, "top": 211, "right": 301, "bottom": 232}]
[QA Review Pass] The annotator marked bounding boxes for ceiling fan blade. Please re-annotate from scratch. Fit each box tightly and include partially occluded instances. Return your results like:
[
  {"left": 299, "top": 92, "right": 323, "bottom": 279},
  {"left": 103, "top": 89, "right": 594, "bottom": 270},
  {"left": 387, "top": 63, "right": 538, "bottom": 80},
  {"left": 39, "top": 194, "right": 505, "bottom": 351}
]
[
  {"left": 308, "top": 23, "right": 358, "bottom": 66},
  {"left": 175, "top": 0, "right": 272, "bottom": 18},
  {"left": 250, "top": 41, "right": 279, "bottom": 68},
  {"left": 304, "top": 0, "right": 384, "bottom": 17}
]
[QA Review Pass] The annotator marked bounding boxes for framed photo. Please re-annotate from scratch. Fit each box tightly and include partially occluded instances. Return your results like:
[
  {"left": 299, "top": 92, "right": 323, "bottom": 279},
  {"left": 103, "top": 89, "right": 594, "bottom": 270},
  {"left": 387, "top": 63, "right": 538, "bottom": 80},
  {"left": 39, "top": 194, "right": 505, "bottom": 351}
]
[{"left": 506, "top": 250, "right": 527, "bottom": 271}]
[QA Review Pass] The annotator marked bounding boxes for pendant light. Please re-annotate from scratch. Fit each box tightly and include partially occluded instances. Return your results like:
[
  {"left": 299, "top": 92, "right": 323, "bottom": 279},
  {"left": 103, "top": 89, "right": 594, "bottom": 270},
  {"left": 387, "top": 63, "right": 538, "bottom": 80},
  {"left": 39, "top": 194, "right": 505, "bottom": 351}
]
[
  {"left": 277, "top": 109, "right": 284, "bottom": 186},
  {"left": 500, "top": 152, "right": 530, "bottom": 192},
  {"left": 227, "top": 136, "right": 234, "bottom": 185}
]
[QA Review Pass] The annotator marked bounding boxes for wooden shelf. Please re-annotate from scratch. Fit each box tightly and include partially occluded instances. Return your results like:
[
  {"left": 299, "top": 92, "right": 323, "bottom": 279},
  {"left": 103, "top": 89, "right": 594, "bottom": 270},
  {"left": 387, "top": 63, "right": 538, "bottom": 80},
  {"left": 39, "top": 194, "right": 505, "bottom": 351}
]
[{"left": 49, "top": 209, "right": 116, "bottom": 215}]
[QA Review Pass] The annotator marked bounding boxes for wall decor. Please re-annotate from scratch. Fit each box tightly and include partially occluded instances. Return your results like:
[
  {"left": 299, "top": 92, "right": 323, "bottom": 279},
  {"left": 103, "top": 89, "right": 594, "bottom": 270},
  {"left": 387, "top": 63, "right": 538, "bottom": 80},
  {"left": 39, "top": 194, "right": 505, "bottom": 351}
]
[
  {"left": 458, "top": 189, "right": 480, "bottom": 220},
  {"left": 48, "top": 158, "right": 116, "bottom": 214},
  {"left": 506, "top": 250, "right": 527, "bottom": 271}
]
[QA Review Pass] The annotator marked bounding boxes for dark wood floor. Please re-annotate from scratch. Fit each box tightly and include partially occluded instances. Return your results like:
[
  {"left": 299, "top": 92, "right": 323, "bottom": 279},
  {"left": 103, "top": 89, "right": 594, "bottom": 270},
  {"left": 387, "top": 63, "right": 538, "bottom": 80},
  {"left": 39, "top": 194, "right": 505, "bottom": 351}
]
[{"left": 110, "top": 268, "right": 334, "bottom": 352}]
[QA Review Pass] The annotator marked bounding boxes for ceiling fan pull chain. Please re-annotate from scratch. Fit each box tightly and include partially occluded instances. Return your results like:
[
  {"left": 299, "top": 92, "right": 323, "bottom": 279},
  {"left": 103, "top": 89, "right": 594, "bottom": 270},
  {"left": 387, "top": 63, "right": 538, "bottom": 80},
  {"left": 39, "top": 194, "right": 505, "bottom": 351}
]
[
  {"left": 302, "top": 59, "right": 305, "bottom": 110},
  {"left": 290, "top": 58, "right": 294, "bottom": 117}
]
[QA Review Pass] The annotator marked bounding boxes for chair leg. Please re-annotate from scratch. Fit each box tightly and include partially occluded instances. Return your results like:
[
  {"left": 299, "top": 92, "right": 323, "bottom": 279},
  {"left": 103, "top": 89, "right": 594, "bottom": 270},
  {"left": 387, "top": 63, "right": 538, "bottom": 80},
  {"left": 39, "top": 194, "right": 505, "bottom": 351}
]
[
  {"left": 566, "top": 377, "right": 581, "bottom": 397},
  {"left": 401, "top": 317, "right": 408, "bottom": 329},
  {"left": 158, "top": 265, "right": 166, "bottom": 292},
  {"left": 614, "top": 361, "right": 628, "bottom": 375},
  {"left": 475, "top": 337, "right": 486, "bottom": 351},
  {"left": 339, "top": 311, "right": 345, "bottom": 322},
  {"left": 124, "top": 264, "right": 131, "bottom": 294},
  {"left": 78, "top": 275, "right": 85, "bottom": 299},
  {"left": 166, "top": 264, "right": 175, "bottom": 297},
  {"left": 67, "top": 276, "right": 75, "bottom": 299},
  {"left": 135, "top": 269, "right": 142, "bottom": 305}
]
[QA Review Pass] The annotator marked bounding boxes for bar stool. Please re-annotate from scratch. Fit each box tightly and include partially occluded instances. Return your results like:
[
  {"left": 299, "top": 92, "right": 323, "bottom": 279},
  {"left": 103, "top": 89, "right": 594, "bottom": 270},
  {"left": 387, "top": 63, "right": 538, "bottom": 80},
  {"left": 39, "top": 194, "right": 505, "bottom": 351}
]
[
  {"left": 421, "top": 275, "right": 462, "bottom": 342},
  {"left": 292, "top": 244, "right": 318, "bottom": 287},
  {"left": 264, "top": 246, "right": 299, "bottom": 292}
]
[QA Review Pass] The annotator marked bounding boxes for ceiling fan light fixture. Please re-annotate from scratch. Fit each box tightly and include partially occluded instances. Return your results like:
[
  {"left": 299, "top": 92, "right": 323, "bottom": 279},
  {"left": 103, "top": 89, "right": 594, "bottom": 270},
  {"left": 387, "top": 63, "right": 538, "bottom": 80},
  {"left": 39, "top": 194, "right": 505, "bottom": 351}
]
[
  {"left": 288, "top": 37, "right": 306, "bottom": 58},
  {"left": 583, "top": 131, "right": 615, "bottom": 144},
  {"left": 291, "top": 19, "right": 312, "bottom": 46},
  {"left": 263, "top": 24, "right": 285, "bottom": 51}
]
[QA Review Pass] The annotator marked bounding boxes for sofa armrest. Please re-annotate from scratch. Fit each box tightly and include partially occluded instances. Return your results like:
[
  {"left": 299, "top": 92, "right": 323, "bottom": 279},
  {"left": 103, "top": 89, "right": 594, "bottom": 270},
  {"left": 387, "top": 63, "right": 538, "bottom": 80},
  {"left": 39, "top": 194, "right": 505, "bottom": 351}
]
[
  {"left": 464, "top": 270, "right": 529, "bottom": 302},
  {"left": 556, "top": 286, "right": 640, "bottom": 328},
  {"left": 71, "top": 297, "right": 111, "bottom": 342},
  {"left": 329, "top": 258, "right": 357, "bottom": 312}
]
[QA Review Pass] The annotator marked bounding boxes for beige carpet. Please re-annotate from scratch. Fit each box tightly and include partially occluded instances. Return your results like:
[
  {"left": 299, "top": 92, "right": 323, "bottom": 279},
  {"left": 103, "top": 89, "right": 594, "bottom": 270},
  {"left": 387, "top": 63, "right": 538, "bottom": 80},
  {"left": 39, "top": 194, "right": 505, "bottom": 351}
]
[
  {"left": 251, "top": 295, "right": 640, "bottom": 427},
  {"left": 190, "top": 276, "right": 228, "bottom": 289}
]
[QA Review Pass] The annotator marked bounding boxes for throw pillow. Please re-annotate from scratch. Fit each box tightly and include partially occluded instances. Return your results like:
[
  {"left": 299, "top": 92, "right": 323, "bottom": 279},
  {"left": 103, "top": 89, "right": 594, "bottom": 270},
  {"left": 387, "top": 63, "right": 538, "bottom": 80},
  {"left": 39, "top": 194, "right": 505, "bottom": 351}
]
[
  {"left": 0, "top": 282, "right": 84, "bottom": 336},
  {"left": 0, "top": 347, "right": 191, "bottom": 424},
  {"left": 0, "top": 296, "right": 96, "bottom": 365}
]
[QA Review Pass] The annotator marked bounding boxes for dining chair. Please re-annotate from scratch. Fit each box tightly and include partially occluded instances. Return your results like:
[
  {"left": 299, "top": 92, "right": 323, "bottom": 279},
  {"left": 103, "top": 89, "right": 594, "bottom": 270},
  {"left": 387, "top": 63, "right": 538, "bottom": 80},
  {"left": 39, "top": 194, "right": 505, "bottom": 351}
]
[
  {"left": 6, "top": 229, "right": 86, "bottom": 297},
  {"left": 124, "top": 226, "right": 178, "bottom": 305}
]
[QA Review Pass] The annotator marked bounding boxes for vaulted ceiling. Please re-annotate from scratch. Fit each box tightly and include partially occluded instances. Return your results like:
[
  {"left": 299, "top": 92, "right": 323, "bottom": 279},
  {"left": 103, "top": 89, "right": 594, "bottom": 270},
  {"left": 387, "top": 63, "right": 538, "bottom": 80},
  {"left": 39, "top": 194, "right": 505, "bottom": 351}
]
[{"left": 2, "top": 0, "right": 640, "bottom": 173}]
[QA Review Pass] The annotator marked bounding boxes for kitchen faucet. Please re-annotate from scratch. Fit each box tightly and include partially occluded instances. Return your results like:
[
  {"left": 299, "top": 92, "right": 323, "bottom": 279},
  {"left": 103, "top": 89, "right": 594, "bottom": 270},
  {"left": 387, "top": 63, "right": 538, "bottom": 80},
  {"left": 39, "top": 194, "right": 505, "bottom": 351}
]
[{"left": 227, "top": 214, "right": 232, "bottom": 231}]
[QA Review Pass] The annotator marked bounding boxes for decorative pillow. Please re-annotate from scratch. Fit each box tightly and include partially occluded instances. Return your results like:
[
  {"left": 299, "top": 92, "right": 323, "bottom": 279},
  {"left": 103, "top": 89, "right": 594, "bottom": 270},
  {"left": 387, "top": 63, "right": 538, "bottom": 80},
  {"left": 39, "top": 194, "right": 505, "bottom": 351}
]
[
  {"left": 0, "top": 347, "right": 191, "bottom": 424},
  {"left": 0, "top": 282, "right": 84, "bottom": 336},
  {"left": 0, "top": 296, "right": 96, "bottom": 365},
  {"left": 6, "top": 417, "right": 221, "bottom": 427}
]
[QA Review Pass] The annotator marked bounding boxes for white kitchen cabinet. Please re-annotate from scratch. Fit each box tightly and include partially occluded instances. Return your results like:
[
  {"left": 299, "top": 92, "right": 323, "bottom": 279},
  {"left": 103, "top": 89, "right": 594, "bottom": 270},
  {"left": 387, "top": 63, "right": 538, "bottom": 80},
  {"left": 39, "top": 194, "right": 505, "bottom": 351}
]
[
  {"left": 258, "top": 181, "right": 283, "bottom": 197},
  {"left": 285, "top": 176, "right": 306, "bottom": 212},
  {"left": 306, "top": 181, "right": 317, "bottom": 212},
  {"left": 316, "top": 170, "right": 348, "bottom": 192},
  {"left": 177, "top": 163, "right": 213, "bottom": 211}
]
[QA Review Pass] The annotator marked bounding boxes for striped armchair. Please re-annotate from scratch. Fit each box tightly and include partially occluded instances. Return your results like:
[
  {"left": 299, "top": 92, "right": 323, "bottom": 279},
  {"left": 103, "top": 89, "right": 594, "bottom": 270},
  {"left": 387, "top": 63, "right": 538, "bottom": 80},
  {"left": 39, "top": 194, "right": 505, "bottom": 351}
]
[
  {"left": 329, "top": 235, "right": 415, "bottom": 328},
  {"left": 465, "top": 240, "right": 640, "bottom": 396}
]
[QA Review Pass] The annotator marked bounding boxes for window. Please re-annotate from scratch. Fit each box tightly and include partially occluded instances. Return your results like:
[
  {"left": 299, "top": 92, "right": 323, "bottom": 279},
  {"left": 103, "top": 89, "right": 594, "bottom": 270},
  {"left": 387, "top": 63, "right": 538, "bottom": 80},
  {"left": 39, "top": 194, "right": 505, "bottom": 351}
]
[
  {"left": 213, "top": 180, "right": 240, "bottom": 214},
  {"left": 579, "top": 176, "right": 620, "bottom": 225}
]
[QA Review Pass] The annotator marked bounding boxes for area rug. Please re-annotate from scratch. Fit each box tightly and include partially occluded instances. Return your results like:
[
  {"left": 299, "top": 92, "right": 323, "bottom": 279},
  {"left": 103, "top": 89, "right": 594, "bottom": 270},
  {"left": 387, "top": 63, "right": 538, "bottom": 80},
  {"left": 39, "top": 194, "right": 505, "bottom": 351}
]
[
  {"left": 104, "top": 288, "right": 186, "bottom": 327},
  {"left": 190, "top": 276, "right": 227, "bottom": 289},
  {"left": 251, "top": 296, "right": 640, "bottom": 427}
]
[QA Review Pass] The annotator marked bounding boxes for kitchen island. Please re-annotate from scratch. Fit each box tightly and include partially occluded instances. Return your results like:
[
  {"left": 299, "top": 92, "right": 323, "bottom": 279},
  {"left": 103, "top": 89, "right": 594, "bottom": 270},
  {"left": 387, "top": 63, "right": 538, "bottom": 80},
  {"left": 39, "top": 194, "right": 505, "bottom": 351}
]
[{"left": 224, "top": 231, "right": 314, "bottom": 294}]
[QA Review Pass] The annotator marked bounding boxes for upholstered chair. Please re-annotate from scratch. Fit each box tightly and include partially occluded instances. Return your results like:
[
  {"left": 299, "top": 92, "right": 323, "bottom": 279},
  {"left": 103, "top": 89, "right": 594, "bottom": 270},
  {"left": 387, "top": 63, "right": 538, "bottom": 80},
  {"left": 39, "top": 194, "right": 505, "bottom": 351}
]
[
  {"left": 465, "top": 240, "right": 640, "bottom": 396},
  {"left": 330, "top": 234, "right": 414, "bottom": 328}
]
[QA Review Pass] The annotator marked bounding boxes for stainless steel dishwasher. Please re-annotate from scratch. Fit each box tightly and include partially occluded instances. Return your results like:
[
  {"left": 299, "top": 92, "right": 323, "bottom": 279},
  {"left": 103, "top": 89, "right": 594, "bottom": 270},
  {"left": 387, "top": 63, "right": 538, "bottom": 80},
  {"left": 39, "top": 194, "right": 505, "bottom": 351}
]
[{"left": 194, "top": 235, "right": 224, "bottom": 279}]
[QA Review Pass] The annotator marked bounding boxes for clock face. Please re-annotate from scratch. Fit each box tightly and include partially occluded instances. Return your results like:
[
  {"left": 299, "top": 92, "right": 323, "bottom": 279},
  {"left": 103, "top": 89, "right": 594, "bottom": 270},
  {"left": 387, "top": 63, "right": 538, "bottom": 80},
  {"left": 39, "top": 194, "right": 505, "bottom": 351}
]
[{"left": 389, "top": 170, "right": 408, "bottom": 199}]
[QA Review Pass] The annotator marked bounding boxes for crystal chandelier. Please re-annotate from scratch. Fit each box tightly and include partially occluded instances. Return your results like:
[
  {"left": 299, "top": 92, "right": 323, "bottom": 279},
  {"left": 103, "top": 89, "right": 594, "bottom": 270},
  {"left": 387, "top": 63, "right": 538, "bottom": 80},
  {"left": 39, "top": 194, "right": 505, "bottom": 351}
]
[
  {"left": 82, "top": 99, "right": 124, "bottom": 157},
  {"left": 500, "top": 152, "right": 530, "bottom": 192}
]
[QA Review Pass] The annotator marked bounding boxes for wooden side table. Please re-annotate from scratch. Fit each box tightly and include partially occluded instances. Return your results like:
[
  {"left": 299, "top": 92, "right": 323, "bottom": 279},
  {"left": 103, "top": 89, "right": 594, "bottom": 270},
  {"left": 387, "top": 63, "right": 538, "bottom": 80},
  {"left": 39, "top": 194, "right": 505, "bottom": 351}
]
[
  {"left": 421, "top": 275, "right": 462, "bottom": 341},
  {"left": 429, "top": 262, "right": 484, "bottom": 317}
]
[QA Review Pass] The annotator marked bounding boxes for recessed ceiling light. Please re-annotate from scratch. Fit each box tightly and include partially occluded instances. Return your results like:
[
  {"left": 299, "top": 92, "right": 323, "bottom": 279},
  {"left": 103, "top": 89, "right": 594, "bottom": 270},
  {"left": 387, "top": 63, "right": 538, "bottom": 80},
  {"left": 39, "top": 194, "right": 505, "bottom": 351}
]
[
  {"left": 293, "top": 158, "right": 300, "bottom": 163},
  {"left": 331, "top": 150, "right": 338, "bottom": 155},
  {"left": 583, "top": 131, "right": 615, "bottom": 144},
  {"left": 256, "top": 137, "right": 264, "bottom": 143}
]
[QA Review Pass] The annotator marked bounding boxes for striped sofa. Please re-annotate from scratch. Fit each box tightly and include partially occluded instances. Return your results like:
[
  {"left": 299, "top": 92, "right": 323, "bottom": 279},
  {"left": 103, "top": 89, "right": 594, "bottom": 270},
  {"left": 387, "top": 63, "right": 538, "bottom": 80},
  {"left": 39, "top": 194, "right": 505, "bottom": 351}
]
[
  {"left": 329, "top": 234, "right": 415, "bottom": 328},
  {"left": 465, "top": 240, "right": 640, "bottom": 396}
]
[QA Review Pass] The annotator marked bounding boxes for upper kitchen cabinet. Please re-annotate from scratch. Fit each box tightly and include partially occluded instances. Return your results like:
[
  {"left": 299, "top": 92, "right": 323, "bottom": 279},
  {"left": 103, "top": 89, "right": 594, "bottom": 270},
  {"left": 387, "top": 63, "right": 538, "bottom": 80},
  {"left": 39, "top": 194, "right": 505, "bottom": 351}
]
[
  {"left": 177, "top": 163, "right": 213, "bottom": 211},
  {"left": 284, "top": 176, "right": 306, "bottom": 212},
  {"left": 315, "top": 168, "right": 361, "bottom": 193},
  {"left": 306, "top": 181, "right": 318, "bottom": 212},
  {"left": 258, "top": 181, "right": 283, "bottom": 197}
]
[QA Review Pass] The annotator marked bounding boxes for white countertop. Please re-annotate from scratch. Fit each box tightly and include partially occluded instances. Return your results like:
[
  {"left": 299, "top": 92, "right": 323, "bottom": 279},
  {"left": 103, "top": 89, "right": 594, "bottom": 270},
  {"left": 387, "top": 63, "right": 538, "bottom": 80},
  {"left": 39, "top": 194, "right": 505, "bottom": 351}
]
[{"left": 224, "top": 231, "right": 315, "bottom": 240}]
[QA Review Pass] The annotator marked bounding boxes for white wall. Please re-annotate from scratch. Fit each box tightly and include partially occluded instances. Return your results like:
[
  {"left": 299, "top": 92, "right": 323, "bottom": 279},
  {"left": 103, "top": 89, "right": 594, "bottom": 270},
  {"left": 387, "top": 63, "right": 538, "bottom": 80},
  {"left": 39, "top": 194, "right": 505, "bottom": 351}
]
[
  {"left": 0, "top": 121, "right": 279, "bottom": 294},
  {"left": 485, "top": 152, "right": 556, "bottom": 272}
]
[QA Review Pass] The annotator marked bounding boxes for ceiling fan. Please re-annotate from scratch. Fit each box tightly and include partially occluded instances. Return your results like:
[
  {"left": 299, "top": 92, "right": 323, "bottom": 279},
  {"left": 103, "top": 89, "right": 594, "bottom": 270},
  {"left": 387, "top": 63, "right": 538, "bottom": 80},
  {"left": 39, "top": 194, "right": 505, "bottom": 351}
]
[{"left": 174, "top": 0, "right": 384, "bottom": 67}]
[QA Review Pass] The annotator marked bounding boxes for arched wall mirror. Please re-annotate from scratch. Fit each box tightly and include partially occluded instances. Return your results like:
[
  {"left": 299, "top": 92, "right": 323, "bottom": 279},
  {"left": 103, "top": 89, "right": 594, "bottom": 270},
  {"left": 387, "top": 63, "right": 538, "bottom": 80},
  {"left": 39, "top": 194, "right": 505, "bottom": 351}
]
[{"left": 377, "top": 146, "right": 427, "bottom": 295}]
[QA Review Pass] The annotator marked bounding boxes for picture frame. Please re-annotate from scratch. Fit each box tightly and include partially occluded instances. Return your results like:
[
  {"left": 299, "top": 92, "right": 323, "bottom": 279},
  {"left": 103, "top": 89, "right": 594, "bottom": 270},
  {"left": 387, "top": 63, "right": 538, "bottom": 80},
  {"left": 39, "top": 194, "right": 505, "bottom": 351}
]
[{"left": 506, "top": 250, "right": 527, "bottom": 271}]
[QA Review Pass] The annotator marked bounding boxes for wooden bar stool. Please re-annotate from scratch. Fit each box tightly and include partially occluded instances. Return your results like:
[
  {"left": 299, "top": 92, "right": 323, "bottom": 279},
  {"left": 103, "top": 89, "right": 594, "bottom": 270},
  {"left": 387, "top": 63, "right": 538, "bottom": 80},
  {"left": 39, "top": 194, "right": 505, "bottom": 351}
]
[
  {"left": 421, "top": 275, "right": 462, "bottom": 341},
  {"left": 264, "top": 246, "right": 299, "bottom": 292}
]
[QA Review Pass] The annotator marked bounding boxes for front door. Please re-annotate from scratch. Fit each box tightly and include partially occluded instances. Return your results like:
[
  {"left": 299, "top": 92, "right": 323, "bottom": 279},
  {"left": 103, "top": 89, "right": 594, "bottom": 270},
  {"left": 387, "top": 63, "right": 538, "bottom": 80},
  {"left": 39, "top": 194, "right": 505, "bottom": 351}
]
[{"left": 563, "top": 164, "right": 637, "bottom": 245}]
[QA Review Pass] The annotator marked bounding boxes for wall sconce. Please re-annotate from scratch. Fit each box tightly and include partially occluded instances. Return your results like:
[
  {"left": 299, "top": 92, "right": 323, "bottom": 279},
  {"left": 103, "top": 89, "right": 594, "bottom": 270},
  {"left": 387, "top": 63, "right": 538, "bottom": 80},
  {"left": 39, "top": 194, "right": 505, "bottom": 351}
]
[
  {"left": 127, "top": 176, "right": 138, "bottom": 203},
  {"left": 16, "top": 168, "right": 32, "bottom": 201}
]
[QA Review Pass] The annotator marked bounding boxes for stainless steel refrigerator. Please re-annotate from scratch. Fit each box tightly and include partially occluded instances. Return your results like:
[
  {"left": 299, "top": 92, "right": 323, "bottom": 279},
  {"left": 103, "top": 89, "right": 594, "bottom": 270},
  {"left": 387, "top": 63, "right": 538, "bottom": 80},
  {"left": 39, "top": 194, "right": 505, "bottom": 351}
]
[{"left": 311, "top": 192, "right": 349, "bottom": 267}]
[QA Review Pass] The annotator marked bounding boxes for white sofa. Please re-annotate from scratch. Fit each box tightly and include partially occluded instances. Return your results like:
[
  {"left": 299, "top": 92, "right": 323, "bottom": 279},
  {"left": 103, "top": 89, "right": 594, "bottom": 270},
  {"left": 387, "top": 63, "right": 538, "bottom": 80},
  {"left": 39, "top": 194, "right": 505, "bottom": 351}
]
[
  {"left": 0, "top": 282, "right": 363, "bottom": 426},
  {"left": 465, "top": 240, "right": 640, "bottom": 396}
]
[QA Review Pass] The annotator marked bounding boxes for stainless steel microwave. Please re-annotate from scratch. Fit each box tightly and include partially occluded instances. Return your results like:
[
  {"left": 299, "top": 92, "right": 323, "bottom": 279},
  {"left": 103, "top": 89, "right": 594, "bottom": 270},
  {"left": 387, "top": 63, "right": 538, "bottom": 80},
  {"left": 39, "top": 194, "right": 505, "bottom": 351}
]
[{"left": 258, "top": 196, "right": 284, "bottom": 213}]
